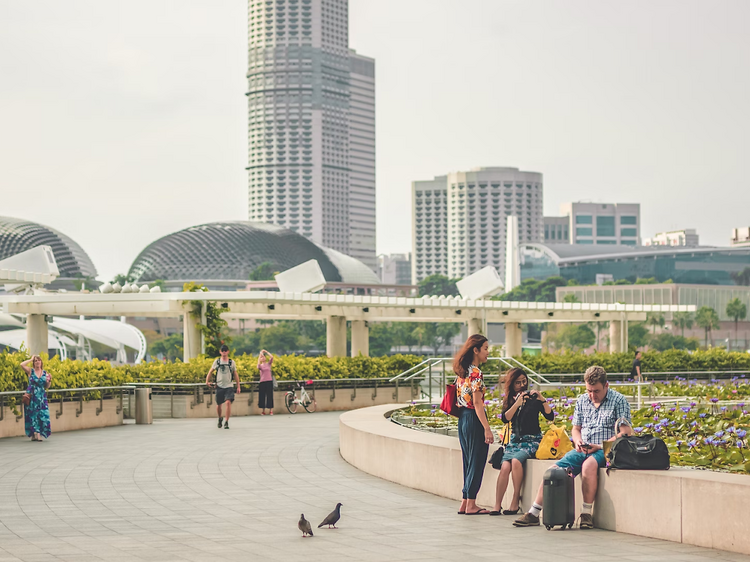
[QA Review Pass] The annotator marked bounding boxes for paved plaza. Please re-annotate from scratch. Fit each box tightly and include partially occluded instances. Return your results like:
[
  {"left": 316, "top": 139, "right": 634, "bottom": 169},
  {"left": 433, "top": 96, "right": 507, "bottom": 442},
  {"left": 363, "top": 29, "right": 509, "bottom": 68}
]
[{"left": 0, "top": 412, "right": 747, "bottom": 562}]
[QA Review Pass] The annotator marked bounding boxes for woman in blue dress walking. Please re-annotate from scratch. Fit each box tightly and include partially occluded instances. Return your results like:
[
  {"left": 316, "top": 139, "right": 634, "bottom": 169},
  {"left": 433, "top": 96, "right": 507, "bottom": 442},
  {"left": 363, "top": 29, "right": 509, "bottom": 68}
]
[{"left": 20, "top": 355, "right": 52, "bottom": 441}]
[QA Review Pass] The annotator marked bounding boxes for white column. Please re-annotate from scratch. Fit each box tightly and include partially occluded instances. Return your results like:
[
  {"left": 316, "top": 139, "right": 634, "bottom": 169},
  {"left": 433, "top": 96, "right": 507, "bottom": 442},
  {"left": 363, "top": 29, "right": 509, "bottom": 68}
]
[
  {"left": 26, "top": 314, "right": 48, "bottom": 357},
  {"left": 505, "top": 322, "right": 523, "bottom": 357},
  {"left": 467, "top": 318, "right": 483, "bottom": 337},
  {"left": 609, "top": 320, "right": 624, "bottom": 353},
  {"left": 350, "top": 320, "right": 369, "bottom": 357},
  {"left": 183, "top": 308, "right": 202, "bottom": 362},
  {"left": 326, "top": 316, "right": 347, "bottom": 357},
  {"left": 505, "top": 215, "right": 520, "bottom": 291}
]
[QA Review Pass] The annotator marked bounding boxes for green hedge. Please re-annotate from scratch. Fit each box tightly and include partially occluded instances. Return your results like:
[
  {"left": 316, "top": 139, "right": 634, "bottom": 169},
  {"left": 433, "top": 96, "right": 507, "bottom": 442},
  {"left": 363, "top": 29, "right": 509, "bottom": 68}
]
[
  {"left": 518, "top": 349, "right": 750, "bottom": 376},
  {"left": 0, "top": 352, "right": 424, "bottom": 392}
]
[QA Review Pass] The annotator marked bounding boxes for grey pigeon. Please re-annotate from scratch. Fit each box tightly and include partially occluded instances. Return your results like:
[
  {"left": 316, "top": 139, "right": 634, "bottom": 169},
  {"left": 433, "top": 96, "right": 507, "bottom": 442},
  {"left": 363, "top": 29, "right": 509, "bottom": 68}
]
[
  {"left": 318, "top": 503, "right": 343, "bottom": 529},
  {"left": 298, "top": 514, "right": 313, "bottom": 537}
]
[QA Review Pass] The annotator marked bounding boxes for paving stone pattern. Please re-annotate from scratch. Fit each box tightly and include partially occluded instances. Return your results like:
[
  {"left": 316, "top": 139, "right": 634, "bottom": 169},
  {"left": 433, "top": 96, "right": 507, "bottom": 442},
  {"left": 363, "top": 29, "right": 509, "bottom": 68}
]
[{"left": 0, "top": 413, "right": 748, "bottom": 562}]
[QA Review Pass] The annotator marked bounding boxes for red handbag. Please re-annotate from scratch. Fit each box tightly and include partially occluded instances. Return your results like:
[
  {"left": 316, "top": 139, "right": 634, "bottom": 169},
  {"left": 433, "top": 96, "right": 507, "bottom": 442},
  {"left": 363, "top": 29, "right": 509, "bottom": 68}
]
[{"left": 440, "top": 381, "right": 460, "bottom": 417}]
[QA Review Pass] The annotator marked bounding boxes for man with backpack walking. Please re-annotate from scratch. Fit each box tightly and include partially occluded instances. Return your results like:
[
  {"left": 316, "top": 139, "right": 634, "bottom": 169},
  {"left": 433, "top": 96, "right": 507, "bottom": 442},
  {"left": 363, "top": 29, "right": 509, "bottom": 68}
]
[{"left": 206, "top": 344, "right": 241, "bottom": 429}]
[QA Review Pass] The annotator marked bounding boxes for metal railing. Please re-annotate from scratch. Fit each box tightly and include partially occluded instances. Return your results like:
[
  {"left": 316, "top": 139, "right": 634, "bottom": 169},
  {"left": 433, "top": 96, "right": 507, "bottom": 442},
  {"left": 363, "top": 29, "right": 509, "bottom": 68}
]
[{"left": 0, "top": 386, "right": 136, "bottom": 422}]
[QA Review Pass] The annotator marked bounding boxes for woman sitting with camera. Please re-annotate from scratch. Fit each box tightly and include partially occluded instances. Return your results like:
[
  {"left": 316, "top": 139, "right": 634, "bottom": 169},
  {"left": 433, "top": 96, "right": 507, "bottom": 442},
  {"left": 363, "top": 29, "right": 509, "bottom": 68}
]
[{"left": 491, "top": 367, "right": 554, "bottom": 515}]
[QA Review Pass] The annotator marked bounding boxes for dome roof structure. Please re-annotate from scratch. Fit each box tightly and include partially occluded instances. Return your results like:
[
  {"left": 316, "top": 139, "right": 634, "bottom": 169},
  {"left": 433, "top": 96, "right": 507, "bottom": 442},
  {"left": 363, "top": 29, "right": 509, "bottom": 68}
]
[
  {"left": 128, "top": 221, "right": 379, "bottom": 287},
  {"left": 0, "top": 217, "right": 98, "bottom": 285}
]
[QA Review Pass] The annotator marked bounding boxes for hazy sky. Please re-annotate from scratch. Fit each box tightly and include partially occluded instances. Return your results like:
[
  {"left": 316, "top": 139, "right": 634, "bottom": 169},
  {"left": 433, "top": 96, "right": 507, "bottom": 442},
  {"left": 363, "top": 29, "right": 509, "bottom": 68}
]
[{"left": 1, "top": 1, "right": 748, "bottom": 283}]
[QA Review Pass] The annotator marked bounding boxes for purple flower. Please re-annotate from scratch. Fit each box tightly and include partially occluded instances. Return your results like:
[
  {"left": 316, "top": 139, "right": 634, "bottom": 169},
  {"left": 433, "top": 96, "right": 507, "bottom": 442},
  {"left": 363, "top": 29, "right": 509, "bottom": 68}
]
[
  {"left": 705, "top": 437, "right": 715, "bottom": 446},
  {"left": 690, "top": 402, "right": 697, "bottom": 407},
  {"left": 739, "top": 402, "right": 746, "bottom": 408},
  {"left": 670, "top": 407, "right": 676, "bottom": 413},
  {"left": 568, "top": 415, "right": 574, "bottom": 421},
  {"left": 699, "top": 413, "right": 707, "bottom": 419},
  {"left": 655, "top": 427, "right": 663, "bottom": 434},
  {"left": 682, "top": 415, "right": 687, "bottom": 419},
  {"left": 634, "top": 427, "right": 643, "bottom": 434},
  {"left": 715, "top": 430, "right": 725, "bottom": 438},
  {"left": 688, "top": 440, "right": 698, "bottom": 449},
  {"left": 710, "top": 398, "right": 719, "bottom": 403},
  {"left": 651, "top": 403, "right": 661, "bottom": 410},
  {"left": 737, "top": 429, "right": 748, "bottom": 439},
  {"left": 690, "top": 421, "right": 698, "bottom": 427},
  {"left": 496, "top": 413, "right": 502, "bottom": 419},
  {"left": 644, "top": 423, "right": 654, "bottom": 429},
  {"left": 676, "top": 440, "right": 684, "bottom": 446},
  {"left": 681, "top": 407, "right": 691, "bottom": 413},
  {"left": 727, "top": 427, "right": 736, "bottom": 434},
  {"left": 738, "top": 440, "right": 746, "bottom": 449},
  {"left": 721, "top": 407, "right": 728, "bottom": 412}
]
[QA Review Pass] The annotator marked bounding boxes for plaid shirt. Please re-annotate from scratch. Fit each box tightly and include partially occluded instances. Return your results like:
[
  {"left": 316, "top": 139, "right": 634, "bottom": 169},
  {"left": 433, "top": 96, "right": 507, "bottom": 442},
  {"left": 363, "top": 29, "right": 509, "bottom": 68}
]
[{"left": 572, "top": 388, "right": 631, "bottom": 445}]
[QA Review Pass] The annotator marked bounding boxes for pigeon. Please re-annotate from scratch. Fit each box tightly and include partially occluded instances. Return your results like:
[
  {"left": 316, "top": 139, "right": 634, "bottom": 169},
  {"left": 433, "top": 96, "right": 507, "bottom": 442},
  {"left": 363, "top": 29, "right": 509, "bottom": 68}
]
[
  {"left": 318, "top": 503, "right": 343, "bottom": 529},
  {"left": 298, "top": 514, "right": 313, "bottom": 537}
]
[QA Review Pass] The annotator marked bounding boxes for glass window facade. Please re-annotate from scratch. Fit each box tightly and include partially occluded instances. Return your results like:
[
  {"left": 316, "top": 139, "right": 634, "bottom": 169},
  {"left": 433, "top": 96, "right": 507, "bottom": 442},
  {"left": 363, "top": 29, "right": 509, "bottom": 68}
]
[
  {"left": 576, "top": 215, "right": 592, "bottom": 225},
  {"left": 576, "top": 227, "right": 592, "bottom": 237},
  {"left": 621, "top": 228, "right": 637, "bottom": 237},
  {"left": 620, "top": 216, "right": 637, "bottom": 225},
  {"left": 597, "top": 240, "right": 617, "bottom": 244},
  {"left": 596, "top": 216, "right": 615, "bottom": 237}
]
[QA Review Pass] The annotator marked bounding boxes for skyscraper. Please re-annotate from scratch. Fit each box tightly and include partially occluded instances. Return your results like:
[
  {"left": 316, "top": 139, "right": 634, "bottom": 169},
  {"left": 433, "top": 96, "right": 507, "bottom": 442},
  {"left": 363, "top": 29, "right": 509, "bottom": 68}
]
[
  {"left": 246, "top": 0, "right": 376, "bottom": 271},
  {"left": 412, "top": 167, "right": 543, "bottom": 284}
]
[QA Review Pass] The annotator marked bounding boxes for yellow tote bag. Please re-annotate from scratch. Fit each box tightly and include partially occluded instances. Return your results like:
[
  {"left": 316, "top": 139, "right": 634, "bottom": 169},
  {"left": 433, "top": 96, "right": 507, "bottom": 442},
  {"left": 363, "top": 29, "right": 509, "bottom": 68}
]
[{"left": 536, "top": 424, "right": 574, "bottom": 460}]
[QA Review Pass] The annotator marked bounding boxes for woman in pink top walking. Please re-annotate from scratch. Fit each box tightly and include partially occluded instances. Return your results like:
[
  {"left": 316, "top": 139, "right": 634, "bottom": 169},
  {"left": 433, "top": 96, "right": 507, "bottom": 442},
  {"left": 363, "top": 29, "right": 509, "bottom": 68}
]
[{"left": 257, "top": 349, "right": 275, "bottom": 415}]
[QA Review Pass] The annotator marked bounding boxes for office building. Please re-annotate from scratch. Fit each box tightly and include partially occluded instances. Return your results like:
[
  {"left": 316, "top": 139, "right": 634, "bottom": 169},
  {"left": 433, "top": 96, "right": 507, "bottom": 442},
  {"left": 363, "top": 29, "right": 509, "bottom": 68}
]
[
  {"left": 558, "top": 202, "right": 640, "bottom": 245},
  {"left": 246, "top": 0, "right": 377, "bottom": 271},
  {"left": 378, "top": 253, "right": 412, "bottom": 285},
  {"left": 644, "top": 229, "right": 699, "bottom": 247},
  {"left": 543, "top": 216, "right": 570, "bottom": 245},
  {"left": 412, "top": 167, "right": 543, "bottom": 283}
]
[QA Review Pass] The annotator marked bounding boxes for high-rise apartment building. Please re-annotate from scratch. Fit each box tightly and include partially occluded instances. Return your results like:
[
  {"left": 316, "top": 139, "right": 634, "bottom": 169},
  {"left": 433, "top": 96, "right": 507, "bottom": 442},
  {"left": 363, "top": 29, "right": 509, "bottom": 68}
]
[
  {"left": 377, "top": 253, "right": 412, "bottom": 285},
  {"left": 412, "top": 167, "right": 543, "bottom": 284},
  {"left": 246, "top": 0, "right": 376, "bottom": 271}
]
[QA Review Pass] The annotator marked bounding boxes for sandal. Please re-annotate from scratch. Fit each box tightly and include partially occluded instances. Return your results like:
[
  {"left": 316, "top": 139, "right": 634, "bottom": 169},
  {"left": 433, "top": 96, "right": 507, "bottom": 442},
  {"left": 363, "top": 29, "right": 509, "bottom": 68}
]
[
  {"left": 457, "top": 511, "right": 466, "bottom": 515},
  {"left": 503, "top": 508, "right": 520, "bottom": 515},
  {"left": 489, "top": 510, "right": 502, "bottom": 516},
  {"left": 465, "top": 508, "right": 490, "bottom": 515}
]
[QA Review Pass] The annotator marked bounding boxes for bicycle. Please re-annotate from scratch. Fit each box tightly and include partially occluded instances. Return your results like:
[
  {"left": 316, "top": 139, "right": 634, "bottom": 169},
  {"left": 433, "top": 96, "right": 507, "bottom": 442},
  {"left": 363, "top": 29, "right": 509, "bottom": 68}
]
[{"left": 284, "top": 380, "right": 317, "bottom": 414}]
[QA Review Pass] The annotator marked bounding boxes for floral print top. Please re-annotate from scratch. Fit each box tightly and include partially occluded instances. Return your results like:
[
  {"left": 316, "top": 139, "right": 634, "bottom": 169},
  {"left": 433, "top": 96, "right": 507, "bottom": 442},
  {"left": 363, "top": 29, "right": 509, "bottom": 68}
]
[{"left": 456, "top": 365, "right": 485, "bottom": 409}]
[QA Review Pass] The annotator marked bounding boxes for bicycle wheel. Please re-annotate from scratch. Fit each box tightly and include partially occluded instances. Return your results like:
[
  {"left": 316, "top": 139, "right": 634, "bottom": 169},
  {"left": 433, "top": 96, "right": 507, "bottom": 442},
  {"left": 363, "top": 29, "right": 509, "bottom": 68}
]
[
  {"left": 285, "top": 392, "right": 298, "bottom": 414},
  {"left": 303, "top": 395, "right": 316, "bottom": 413}
]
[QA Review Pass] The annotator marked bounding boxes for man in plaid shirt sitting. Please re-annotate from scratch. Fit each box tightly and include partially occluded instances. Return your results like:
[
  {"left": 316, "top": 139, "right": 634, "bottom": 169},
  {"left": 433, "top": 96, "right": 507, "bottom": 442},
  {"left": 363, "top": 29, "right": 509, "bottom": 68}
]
[{"left": 514, "top": 365, "right": 632, "bottom": 529}]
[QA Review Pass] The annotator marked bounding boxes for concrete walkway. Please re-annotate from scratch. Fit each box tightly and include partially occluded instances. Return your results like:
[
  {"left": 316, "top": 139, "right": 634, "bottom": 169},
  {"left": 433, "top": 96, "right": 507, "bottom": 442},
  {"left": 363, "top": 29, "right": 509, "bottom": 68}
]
[{"left": 0, "top": 413, "right": 746, "bottom": 562}]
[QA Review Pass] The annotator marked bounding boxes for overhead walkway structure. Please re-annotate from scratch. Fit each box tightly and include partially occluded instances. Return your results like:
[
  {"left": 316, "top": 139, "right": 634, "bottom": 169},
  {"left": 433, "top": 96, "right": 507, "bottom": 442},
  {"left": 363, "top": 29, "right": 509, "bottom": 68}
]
[{"left": 0, "top": 290, "right": 696, "bottom": 360}]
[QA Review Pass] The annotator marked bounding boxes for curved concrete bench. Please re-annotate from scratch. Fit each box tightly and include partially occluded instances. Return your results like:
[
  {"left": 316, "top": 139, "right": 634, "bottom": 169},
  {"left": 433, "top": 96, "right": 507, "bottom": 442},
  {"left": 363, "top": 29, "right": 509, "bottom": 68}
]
[{"left": 340, "top": 404, "right": 750, "bottom": 555}]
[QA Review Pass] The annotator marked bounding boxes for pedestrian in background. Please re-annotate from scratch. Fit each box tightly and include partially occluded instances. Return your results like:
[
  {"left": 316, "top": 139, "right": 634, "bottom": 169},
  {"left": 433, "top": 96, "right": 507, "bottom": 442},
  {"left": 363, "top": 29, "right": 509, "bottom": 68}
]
[
  {"left": 205, "top": 344, "right": 241, "bottom": 429},
  {"left": 20, "top": 355, "right": 51, "bottom": 441},
  {"left": 631, "top": 350, "right": 643, "bottom": 382},
  {"left": 257, "top": 349, "right": 275, "bottom": 415},
  {"left": 454, "top": 334, "right": 494, "bottom": 515}
]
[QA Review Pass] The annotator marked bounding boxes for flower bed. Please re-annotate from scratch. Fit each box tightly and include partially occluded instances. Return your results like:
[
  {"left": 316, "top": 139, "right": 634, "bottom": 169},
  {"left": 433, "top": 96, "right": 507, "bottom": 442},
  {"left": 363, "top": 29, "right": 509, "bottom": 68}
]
[{"left": 395, "top": 377, "right": 750, "bottom": 474}]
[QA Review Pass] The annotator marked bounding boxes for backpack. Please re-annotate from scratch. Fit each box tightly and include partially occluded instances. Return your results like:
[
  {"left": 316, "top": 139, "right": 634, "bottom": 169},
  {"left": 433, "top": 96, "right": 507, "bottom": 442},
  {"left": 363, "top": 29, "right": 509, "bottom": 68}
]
[
  {"left": 606, "top": 435, "right": 670, "bottom": 472},
  {"left": 215, "top": 359, "right": 234, "bottom": 381}
]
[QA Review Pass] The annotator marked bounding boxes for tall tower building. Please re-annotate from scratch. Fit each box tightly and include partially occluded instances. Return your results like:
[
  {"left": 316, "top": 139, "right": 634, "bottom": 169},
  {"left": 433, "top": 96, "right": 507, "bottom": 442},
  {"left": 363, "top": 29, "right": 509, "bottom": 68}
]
[
  {"left": 246, "top": 0, "right": 376, "bottom": 271},
  {"left": 412, "top": 167, "right": 543, "bottom": 284}
]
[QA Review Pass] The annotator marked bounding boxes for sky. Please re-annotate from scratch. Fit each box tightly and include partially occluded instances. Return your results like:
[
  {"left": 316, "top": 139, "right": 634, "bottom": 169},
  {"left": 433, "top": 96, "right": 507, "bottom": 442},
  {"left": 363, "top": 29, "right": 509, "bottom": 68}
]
[{"left": 1, "top": 1, "right": 749, "bottom": 283}]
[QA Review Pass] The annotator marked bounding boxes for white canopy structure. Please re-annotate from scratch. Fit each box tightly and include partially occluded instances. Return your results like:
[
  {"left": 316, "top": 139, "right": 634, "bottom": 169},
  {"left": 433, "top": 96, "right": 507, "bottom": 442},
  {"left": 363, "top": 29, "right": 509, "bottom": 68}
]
[{"left": 0, "top": 329, "right": 76, "bottom": 360}]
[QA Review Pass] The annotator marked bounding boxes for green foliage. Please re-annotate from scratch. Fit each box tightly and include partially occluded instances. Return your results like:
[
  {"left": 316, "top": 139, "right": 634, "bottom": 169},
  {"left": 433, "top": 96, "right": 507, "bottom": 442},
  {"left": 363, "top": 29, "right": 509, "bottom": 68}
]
[
  {"left": 628, "top": 322, "right": 650, "bottom": 348},
  {"left": 149, "top": 333, "right": 184, "bottom": 361},
  {"left": 249, "top": 262, "right": 277, "bottom": 281},
  {"left": 562, "top": 293, "right": 580, "bottom": 303},
  {"left": 112, "top": 273, "right": 134, "bottom": 285},
  {"left": 0, "top": 350, "right": 424, "bottom": 392},
  {"left": 634, "top": 277, "right": 660, "bottom": 285},
  {"left": 695, "top": 306, "right": 721, "bottom": 347},
  {"left": 496, "top": 276, "right": 567, "bottom": 303},
  {"left": 646, "top": 312, "right": 665, "bottom": 334},
  {"left": 183, "top": 282, "right": 230, "bottom": 357},
  {"left": 547, "top": 324, "right": 596, "bottom": 351},
  {"left": 418, "top": 274, "right": 460, "bottom": 297},
  {"left": 672, "top": 311, "right": 694, "bottom": 337},
  {"left": 648, "top": 333, "right": 699, "bottom": 352}
]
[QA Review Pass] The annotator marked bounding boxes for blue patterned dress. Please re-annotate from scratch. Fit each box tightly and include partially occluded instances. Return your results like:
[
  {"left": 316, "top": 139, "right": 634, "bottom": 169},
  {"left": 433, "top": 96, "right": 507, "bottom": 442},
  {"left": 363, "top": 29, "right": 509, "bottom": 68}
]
[{"left": 24, "top": 371, "right": 51, "bottom": 439}]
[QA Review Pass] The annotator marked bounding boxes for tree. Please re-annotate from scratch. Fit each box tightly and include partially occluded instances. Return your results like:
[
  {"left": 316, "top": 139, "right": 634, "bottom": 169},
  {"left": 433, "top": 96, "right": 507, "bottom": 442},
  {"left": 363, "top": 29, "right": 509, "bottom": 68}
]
[
  {"left": 628, "top": 322, "right": 650, "bottom": 349},
  {"left": 695, "top": 306, "right": 720, "bottom": 348},
  {"left": 548, "top": 324, "right": 595, "bottom": 351},
  {"left": 497, "top": 276, "right": 567, "bottom": 303},
  {"left": 417, "top": 323, "right": 461, "bottom": 355},
  {"left": 418, "top": 274, "right": 460, "bottom": 297},
  {"left": 258, "top": 323, "right": 299, "bottom": 354},
  {"left": 726, "top": 298, "right": 747, "bottom": 351},
  {"left": 112, "top": 273, "right": 134, "bottom": 285},
  {"left": 149, "top": 333, "right": 184, "bottom": 362},
  {"left": 648, "top": 333, "right": 699, "bottom": 351},
  {"left": 562, "top": 293, "right": 580, "bottom": 303},
  {"left": 369, "top": 323, "right": 397, "bottom": 356},
  {"left": 390, "top": 322, "right": 421, "bottom": 352},
  {"left": 184, "top": 282, "right": 230, "bottom": 357},
  {"left": 672, "top": 311, "right": 694, "bottom": 338},
  {"left": 249, "top": 262, "right": 277, "bottom": 281},
  {"left": 731, "top": 267, "right": 750, "bottom": 286},
  {"left": 646, "top": 312, "right": 665, "bottom": 335}
]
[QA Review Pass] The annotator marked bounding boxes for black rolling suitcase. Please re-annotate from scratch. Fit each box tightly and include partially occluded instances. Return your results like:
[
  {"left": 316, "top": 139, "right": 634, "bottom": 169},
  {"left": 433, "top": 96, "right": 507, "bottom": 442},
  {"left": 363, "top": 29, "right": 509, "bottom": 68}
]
[{"left": 542, "top": 465, "right": 575, "bottom": 530}]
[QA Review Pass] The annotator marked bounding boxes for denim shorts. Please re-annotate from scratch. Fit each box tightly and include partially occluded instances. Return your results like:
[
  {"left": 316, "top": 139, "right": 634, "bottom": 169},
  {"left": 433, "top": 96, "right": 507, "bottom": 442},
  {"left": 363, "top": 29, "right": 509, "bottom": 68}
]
[{"left": 554, "top": 449, "right": 606, "bottom": 476}]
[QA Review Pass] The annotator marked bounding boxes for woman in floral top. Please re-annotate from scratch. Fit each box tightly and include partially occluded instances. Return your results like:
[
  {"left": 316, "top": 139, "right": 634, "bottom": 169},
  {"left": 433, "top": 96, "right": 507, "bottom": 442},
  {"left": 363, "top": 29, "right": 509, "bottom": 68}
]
[{"left": 454, "top": 334, "right": 494, "bottom": 515}]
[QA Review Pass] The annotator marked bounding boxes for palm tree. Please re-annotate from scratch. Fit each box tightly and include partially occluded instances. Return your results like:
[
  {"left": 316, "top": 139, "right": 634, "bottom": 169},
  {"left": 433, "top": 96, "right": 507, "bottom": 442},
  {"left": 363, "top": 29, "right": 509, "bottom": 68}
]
[
  {"left": 695, "top": 306, "right": 720, "bottom": 348},
  {"left": 726, "top": 298, "right": 748, "bottom": 351},
  {"left": 672, "top": 311, "right": 694, "bottom": 338},
  {"left": 731, "top": 267, "right": 750, "bottom": 286},
  {"left": 646, "top": 312, "right": 665, "bottom": 335}
]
